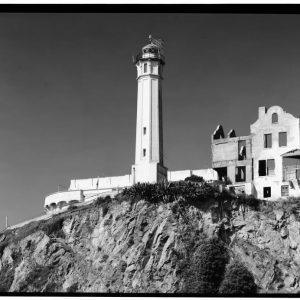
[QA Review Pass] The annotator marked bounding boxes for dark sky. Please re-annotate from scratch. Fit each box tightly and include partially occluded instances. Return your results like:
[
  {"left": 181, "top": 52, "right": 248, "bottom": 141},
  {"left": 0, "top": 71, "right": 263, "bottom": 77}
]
[{"left": 1, "top": 12, "right": 300, "bottom": 228}]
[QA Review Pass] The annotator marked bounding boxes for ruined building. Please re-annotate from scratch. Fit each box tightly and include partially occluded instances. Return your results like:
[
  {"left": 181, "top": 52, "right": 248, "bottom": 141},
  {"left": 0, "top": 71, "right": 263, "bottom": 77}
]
[{"left": 212, "top": 105, "right": 300, "bottom": 200}]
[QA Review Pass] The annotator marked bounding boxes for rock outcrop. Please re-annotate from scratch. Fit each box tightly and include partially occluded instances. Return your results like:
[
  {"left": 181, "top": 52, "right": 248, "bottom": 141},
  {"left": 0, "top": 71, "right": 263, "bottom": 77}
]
[{"left": 1, "top": 196, "right": 300, "bottom": 293}]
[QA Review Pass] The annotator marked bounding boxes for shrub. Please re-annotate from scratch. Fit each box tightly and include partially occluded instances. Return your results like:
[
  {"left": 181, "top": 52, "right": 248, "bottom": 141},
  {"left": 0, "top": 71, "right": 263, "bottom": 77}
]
[
  {"left": 66, "top": 282, "right": 79, "bottom": 293},
  {"left": 0, "top": 241, "right": 9, "bottom": 258},
  {"left": 219, "top": 261, "right": 257, "bottom": 294},
  {"left": 40, "top": 216, "right": 65, "bottom": 238},
  {"left": 19, "top": 265, "right": 55, "bottom": 292},
  {"left": 122, "top": 181, "right": 219, "bottom": 206},
  {"left": 183, "top": 237, "right": 229, "bottom": 294},
  {"left": 0, "top": 264, "right": 14, "bottom": 292},
  {"left": 184, "top": 175, "right": 204, "bottom": 183}
]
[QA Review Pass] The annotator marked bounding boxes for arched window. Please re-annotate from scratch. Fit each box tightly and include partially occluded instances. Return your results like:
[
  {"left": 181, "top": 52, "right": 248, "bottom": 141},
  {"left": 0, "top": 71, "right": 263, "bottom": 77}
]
[{"left": 272, "top": 113, "right": 278, "bottom": 123}]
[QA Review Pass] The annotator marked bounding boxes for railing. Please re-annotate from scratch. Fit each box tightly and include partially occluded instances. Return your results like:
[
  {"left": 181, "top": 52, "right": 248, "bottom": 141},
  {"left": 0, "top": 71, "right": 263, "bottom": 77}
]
[{"left": 133, "top": 52, "right": 165, "bottom": 64}]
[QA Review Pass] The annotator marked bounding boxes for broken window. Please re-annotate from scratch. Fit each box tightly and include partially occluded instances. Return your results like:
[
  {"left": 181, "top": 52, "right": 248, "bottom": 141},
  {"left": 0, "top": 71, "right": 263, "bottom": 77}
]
[
  {"left": 281, "top": 185, "right": 289, "bottom": 197},
  {"left": 235, "top": 166, "right": 246, "bottom": 182},
  {"left": 238, "top": 140, "right": 246, "bottom": 160},
  {"left": 263, "top": 187, "right": 271, "bottom": 198},
  {"left": 264, "top": 134, "right": 272, "bottom": 148},
  {"left": 144, "top": 63, "right": 147, "bottom": 73},
  {"left": 259, "top": 160, "right": 267, "bottom": 176},
  {"left": 272, "top": 113, "right": 278, "bottom": 123},
  {"left": 259, "top": 159, "right": 275, "bottom": 176},
  {"left": 279, "top": 132, "right": 287, "bottom": 147},
  {"left": 215, "top": 167, "right": 228, "bottom": 182}
]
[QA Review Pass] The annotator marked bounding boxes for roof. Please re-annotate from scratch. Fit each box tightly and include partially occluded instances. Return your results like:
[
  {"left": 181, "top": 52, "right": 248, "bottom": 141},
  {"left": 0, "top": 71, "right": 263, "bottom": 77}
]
[{"left": 281, "top": 149, "right": 300, "bottom": 157}]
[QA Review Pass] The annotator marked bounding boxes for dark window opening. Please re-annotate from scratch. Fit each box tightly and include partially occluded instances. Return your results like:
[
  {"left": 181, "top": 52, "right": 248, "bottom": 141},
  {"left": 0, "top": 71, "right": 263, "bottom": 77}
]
[
  {"left": 235, "top": 166, "right": 246, "bottom": 182},
  {"left": 264, "top": 134, "right": 272, "bottom": 148},
  {"left": 143, "top": 149, "right": 146, "bottom": 157},
  {"left": 279, "top": 132, "right": 287, "bottom": 147},
  {"left": 144, "top": 63, "right": 147, "bottom": 73},
  {"left": 281, "top": 185, "right": 289, "bottom": 197},
  {"left": 238, "top": 140, "right": 246, "bottom": 160},
  {"left": 143, "top": 127, "right": 146, "bottom": 135},
  {"left": 263, "top": 187, "right": 271, "bottom": 198},
  {"left": 259, "top": 160, "right": 267, "bottom": 176},
  {"left": 259, "top": 159, "right": 275, "bottom": 176},
  {"left": 215, "top": 167, "right": 228, "bottom": 182},
  {"left": 272, "top": 113, "right": 278, "bottom": 123}
]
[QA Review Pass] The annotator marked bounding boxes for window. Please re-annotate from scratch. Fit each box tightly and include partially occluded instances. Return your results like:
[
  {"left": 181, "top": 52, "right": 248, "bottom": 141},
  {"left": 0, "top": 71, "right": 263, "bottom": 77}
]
[
  {"left": 143, "top": 149, "right": 146, "bottom": 157},
  {"left": 279, "top": 132, "right": 287, "bottom": 147},
  {"left": 259, "top": 160, "right": 266, "bottom": 176},
  {"left": 144, "top": 63, "right": 147, "bottom": 73},
  {"left": 263, "top": 187, "right": 271, "bottom": 198},
  {"left": 143, "top": 127, "right": 146, "bottom": 135},
  {"left": 264, "top": 134, "right": 272, "bottom": 148},
  {"left": 238, "top": 140, "right": 246, "bottom": 160},
  {"left": 297, "top": 169, "right": 300, "bottom": 180},
  {"left": 259, "top": 159, "right": 275, "bottom": 176},
  {"left": 272, "top": 113, "right": 278, "bottom": 123},
  {"left": 235, "top": 166, "right": 246, "bottom": 182},
  {"left": 267, "top": 159, "right": 275, "bottom": 175},
  {"left": 281, "top": 185, "right": 289, "bottom": 197}
]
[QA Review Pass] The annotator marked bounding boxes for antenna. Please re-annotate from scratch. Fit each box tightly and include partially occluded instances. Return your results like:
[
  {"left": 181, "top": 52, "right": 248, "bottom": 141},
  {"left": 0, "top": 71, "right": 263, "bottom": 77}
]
[{"left": 5, "top": 216, "right": 8, "bottom": 229}]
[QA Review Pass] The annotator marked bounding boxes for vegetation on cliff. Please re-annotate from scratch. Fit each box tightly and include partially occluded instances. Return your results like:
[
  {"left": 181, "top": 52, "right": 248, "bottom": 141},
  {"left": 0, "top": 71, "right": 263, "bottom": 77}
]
[{"left": 0, "top": 179, "right": 299, "bottom": 293}]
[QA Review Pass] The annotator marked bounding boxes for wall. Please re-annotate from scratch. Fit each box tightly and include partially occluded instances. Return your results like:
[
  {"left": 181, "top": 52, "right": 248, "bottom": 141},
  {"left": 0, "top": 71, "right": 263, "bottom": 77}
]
[
  {"left": 212, "top": 134, "right": 252, "bottom": 184},
  {"left": 69, "top": 174, "right": 132, "bottom": 191},
  {"left": 45, "top": 190, "right": 83, "bottom": 207},
  {"left": 167, "top": 169, "right": 218, "bottom": 182}
]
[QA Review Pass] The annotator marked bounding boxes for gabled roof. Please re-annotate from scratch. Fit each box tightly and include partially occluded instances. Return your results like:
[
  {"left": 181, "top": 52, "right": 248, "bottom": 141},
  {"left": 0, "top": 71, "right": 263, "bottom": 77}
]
[{"left": 281, "top": 149, "right": 300, "bottom": 157}]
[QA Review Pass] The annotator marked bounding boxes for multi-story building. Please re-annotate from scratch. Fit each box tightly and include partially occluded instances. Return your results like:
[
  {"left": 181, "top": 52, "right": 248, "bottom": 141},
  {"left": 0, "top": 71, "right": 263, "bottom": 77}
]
[{"left": 212, "top": 105, "right": 300, "bottom": 200}]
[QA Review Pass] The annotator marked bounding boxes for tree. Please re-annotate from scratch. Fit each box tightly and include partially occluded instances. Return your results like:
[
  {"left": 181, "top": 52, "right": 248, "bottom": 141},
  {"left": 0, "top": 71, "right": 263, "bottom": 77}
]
[
  {"left": 219, "top": 261, "right": 257, "bottom": 294},
  {"left": 184, "top": 237, "right": 229, "bottom": 294}
]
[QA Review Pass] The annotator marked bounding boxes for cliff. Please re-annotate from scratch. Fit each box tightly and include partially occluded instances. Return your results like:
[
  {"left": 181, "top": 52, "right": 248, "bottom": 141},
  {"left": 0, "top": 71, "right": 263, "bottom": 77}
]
[{"left": 1, "top": 194, "right": 300, "bottom": 294}]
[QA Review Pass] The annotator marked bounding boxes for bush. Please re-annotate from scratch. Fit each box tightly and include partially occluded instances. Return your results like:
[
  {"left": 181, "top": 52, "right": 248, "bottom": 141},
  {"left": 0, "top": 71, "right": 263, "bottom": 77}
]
[
  {"left": 219, "top": 261, "right": 257, "bottom": 294},
  {"left": 184, "top": 237, "right": 229, "bottom": 294},
  {"left": 18, "top": 265, "right": 55, "bottom": 292},
  {"left": 122, "top": 181, "right": 219, "bottom": 206},
  {"left": 0, "top": 264, "right": 14, "bottom": 292},
  {"left": 40, "top": 216, "right": 65, "bottom": 238},
  {"left": 66, "top": 282, "right": 79, "bottom": 293},
  {"left": 0, "top": 241, "right": 9, "bottom": 258},
  {"left": 184, "top": 175, "right": 204, "bottom": 183}
]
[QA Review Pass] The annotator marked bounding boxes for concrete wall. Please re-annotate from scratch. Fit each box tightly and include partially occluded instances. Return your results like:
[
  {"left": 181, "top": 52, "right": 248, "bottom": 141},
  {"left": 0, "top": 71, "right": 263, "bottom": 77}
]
[
  {"left": 45, "top": 190, "right": 83, "bottom": 207},
  {"left": 251, "top": 106, "right": 300, "bottom": 199},
  {"left": 69, "top": 174, "right": 132, "bottom": 191},
  {"left": 167, "top": 169, "right": 218, "bottom": 182},
  {"left": 212, "top": 134, "right": 252, "bottom": 184},
  {"left": 212, "top": 135, "right": 252, "bottom": 165}
]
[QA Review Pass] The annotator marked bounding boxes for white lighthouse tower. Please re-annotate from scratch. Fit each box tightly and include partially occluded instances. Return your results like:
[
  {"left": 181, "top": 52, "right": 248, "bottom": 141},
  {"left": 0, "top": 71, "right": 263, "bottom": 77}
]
[{"left": 131, "top": 36, "right": 168, "bottom": 184}]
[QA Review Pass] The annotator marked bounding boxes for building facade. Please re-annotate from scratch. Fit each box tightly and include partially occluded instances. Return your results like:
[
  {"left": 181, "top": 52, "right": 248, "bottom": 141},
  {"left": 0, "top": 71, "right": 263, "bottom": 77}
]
[{"left": 212, "top": 105, "right": 300, "bottom": 200}]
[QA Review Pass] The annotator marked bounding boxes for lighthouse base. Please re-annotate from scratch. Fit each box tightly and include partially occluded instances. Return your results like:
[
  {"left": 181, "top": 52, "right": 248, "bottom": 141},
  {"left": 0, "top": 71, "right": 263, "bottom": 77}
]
[{"left": 131, "top": 162, "right": 168, "bottom": 184}]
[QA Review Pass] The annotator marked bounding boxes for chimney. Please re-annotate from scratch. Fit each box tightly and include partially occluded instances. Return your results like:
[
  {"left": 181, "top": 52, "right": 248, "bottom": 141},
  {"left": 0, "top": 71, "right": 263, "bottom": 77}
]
[{"left": 258, "top": 106, "right": 267, "bottom": 118}]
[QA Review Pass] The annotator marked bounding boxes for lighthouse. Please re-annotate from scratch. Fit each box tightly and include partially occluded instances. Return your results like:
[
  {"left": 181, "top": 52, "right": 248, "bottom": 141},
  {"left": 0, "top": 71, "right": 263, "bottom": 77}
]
[{"left": 131, "top": 36, "right": 168, "bottom": 184}]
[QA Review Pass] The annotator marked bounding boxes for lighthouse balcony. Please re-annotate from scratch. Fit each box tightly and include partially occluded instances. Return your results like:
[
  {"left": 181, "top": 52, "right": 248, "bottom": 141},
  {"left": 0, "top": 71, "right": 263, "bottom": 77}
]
[{"left": 134, "top": 52, "right": 165, "bottom": 64}]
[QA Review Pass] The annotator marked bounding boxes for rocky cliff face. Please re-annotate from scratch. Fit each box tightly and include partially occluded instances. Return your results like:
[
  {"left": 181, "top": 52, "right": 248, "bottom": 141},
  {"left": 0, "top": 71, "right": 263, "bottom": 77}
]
[{"left": 1, "top": 196, "right": 300, "bottom": 293}]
